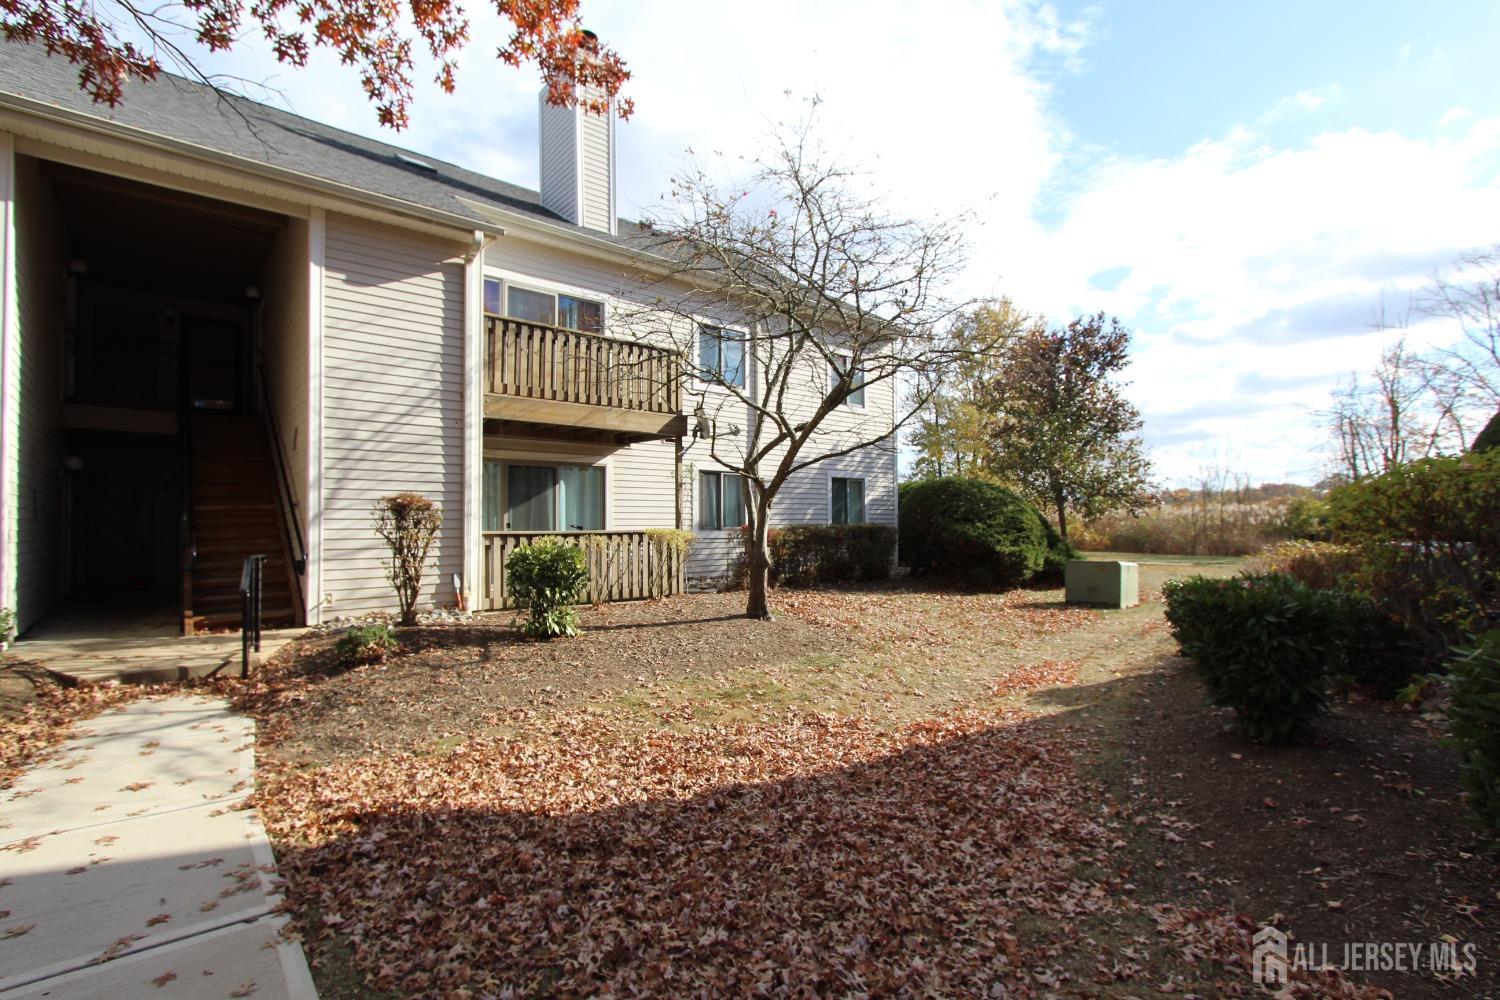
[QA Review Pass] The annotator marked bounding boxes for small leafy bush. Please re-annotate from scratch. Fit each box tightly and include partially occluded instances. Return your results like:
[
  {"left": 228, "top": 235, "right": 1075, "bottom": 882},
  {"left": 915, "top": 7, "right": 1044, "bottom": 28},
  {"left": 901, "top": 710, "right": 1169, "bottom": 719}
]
[
  {"left": 1163, "top": 574, "right": 1340, "bottom": 743},
  {"left": 1326, "top": 451, "right": 1500, "bottom": 662},
  {"left": 768, "top": 524, "right": 896, "bottom": 588},
  {"left": 507, "top": 539, "right": 590, "bottom": 639},
  {"left": 335, "top": 623, "right": 398, "bottom": 665},
  {"left": 899, "top": 478, "right": 1073, "bottom": 589},
  {"left": 0, "top": 606, "right": 14, "bottom": 656},
  {"left": 1448, "top": 629, "right": 1500, "bottom": 835},
  {"left": 1246, "top": 540, "right": 1362, "bottom": 592}
]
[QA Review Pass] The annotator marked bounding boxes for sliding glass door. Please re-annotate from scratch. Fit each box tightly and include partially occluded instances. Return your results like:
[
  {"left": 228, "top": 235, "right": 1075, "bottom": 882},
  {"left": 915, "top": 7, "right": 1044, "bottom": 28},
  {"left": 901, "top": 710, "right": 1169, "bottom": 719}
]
[
  {"left": 506, "top": 465, "right": 557, "bottom": 531},
  {"left": 484, "top": 461, "right": 606, "bottom": 532}
]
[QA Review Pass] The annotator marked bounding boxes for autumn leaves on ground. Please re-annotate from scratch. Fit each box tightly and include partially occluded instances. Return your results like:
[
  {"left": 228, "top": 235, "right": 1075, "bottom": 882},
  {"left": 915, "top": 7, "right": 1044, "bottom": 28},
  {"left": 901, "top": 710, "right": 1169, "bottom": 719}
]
[{"left": 5, "top": 562, "right": 1495, "bottom": 996}]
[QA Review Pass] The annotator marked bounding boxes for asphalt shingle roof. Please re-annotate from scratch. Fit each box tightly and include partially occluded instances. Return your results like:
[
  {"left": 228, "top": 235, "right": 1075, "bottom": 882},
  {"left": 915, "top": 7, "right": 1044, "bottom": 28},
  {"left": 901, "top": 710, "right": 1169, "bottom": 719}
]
[{"left": 0, "top": 39, "right": 632, "bottom": 240}]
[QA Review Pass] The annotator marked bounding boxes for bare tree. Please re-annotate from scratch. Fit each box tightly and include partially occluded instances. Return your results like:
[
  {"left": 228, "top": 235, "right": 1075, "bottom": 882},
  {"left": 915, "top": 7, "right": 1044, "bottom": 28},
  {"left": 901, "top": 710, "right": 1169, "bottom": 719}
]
[
  {"left": 1418, "top": 244, "right": 1500, "bottom": 442},
  {"left": 1325, "top": 337, "right": 1441, "bottom": 479},
  {"left": 625, "top": 112, "right": 969, "bottom": 619}
]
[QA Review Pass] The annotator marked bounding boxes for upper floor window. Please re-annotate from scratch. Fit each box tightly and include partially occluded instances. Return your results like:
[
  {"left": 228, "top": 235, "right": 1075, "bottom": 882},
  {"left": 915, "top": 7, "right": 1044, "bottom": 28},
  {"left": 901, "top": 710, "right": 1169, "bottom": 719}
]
[
  {"left": 831, "top": 476, "right": 867, "bottom": 525},
  {"left": 699, "top": 325, "right": 746, "bottom": 388},
  {"left": 830, "top": 355, "right": 866, "bottom": 407},
  {"left": 699, "top": 471, "right": 747, "bottom": 529},
  {"left": 483, "top": 278, "right": 603, "bottom": 334}
]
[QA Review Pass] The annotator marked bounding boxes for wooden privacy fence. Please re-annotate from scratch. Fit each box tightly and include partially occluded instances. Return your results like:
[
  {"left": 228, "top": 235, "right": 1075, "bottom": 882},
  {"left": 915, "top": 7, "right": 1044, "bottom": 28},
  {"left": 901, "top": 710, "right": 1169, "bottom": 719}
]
[
  {"left": 482, "top": 531, "right": 686, "bottom": 610},
  {"left": 485, "top": 316, "right": 681, "bottom": 414}
]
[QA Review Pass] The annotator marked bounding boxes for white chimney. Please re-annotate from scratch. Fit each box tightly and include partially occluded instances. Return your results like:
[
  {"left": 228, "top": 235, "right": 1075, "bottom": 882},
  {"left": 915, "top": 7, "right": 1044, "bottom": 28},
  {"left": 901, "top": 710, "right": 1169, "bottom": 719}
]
[{"left": 538, "top": 85, "right": 617, "bottom": 236}]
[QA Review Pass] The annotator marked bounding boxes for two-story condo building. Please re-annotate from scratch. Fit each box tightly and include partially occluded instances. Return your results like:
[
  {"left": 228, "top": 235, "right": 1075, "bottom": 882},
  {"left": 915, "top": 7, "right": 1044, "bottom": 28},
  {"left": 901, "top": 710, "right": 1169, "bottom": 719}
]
[{"left": 0, "top": 40, "right": 898, "bottom": 635}]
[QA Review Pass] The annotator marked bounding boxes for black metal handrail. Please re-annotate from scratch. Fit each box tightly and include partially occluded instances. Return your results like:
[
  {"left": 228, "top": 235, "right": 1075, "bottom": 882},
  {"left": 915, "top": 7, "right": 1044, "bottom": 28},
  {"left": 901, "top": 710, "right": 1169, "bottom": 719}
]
[
  {"left": 240, "top": 554, "right": 265, "bottom": 677},
  {"left": 255, "top": 364, "right": 308, "bottom": 576}
]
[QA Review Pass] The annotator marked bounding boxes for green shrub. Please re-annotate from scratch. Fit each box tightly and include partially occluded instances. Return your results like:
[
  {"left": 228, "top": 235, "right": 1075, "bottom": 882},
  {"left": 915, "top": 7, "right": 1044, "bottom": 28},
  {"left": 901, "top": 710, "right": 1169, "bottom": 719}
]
[
  {"left": 506, "top": 539, "right": 590, "bottom": 639},
  {"left": 1324, "top": 589, "right": 1423, "bottom": 697},
  {"left": 1448, "top": 630, "right": 1500, "bottom": 835},
  {"left": 335, "top": 623, "right": 398, "bottom": 665},
  {"left": 1246, "top": 540, "right": 1362, "bottom": 592},
  {"left": 1162, "top": 574, "right": 1340, "bottom": 743},
  {"left": 1326, "top": 451, "right": 1500, "bottom": 661},
  {"left": 1278, "top": 495, "right": 1333, "bottom": 542},
  {"left": 768, "top": 524, "right": 895, "bottom": 588},
  {"left": 899, "top": 478, "right": 1073, "bottom": 589}
]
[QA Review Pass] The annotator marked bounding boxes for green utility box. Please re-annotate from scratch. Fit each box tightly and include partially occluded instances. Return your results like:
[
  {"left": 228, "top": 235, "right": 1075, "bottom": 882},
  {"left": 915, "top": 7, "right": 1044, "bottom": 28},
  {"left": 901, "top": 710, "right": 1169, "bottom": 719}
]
[{"left": 1065, "top": 559, "right": 1139, "bottom": 609}]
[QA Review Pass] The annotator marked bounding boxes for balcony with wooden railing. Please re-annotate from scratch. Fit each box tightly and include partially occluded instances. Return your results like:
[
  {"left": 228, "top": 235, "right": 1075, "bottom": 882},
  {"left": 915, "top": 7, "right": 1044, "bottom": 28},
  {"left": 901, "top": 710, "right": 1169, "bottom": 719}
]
[
  {"left": 484, "top": 315, "right": 688, "bottom": 442},
  {"left": 481, "top": 530, "right": 685, "bottom": 610}
]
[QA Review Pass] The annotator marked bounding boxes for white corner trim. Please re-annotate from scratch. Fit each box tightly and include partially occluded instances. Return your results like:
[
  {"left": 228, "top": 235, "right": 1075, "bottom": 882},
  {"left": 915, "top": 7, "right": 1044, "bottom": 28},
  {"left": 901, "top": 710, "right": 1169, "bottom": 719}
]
[
  {"left": 304, "top": 208, "right": 325, "bottom": 625},
  {"left": 607, "top": 106, "right": 618, "bottom": 237},
  {"left": 573, "top": 104, "right": 585, "bottom": 228},
  {"left": 462, "top": 229, "right": 492, "bottom": 610},
  {"left": 0, "top": 132, "right": 15, "bottom": 616}
]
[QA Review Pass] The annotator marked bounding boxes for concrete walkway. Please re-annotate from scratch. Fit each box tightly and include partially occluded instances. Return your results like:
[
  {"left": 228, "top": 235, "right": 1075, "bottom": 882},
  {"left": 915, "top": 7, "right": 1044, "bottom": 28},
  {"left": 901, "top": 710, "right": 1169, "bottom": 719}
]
[
  {"left": 0, "top": 696, "right": 316, "bottom": 998},
  {"left": 12, "top": 602, "right": 301, "bottom": 686}
]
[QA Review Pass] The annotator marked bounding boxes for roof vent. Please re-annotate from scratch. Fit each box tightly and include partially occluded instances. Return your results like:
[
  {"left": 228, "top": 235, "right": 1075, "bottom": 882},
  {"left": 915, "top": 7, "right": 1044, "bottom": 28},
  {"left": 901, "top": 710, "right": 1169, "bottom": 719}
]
[{"left": 394, "top": 152, "right": 437, "bottom": 173}]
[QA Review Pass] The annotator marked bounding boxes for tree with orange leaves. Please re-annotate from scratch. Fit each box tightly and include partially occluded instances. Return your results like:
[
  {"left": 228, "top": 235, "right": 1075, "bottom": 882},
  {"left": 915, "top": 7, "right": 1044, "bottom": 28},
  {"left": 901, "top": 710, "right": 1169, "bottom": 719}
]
[{"left": 0, "top": 0, "right": 630, "bottom": 129}]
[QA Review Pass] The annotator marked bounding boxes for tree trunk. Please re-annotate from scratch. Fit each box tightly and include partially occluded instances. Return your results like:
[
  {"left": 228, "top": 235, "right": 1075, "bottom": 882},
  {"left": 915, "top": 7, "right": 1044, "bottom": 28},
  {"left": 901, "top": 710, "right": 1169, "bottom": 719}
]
[
  {"left": 1052, "top": 481, "right": 1069, "bottom": 542},
  {"left": 744, "top": 506, "right": 773, "bottom": 620}
]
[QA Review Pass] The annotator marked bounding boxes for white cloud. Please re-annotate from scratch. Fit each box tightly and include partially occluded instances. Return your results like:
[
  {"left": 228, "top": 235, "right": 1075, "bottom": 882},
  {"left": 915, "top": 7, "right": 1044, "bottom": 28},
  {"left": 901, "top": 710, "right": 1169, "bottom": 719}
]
[
  {"left": 1001, "top": 114, "right": 1500, "bottom": 484},
  {"left": 1439, "top": 105, "right": 1472, "bottom": 127}
]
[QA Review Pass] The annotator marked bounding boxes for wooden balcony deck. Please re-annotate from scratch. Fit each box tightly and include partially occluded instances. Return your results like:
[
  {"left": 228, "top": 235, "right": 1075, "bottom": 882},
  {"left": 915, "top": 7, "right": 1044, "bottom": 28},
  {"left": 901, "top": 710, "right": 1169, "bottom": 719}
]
[
  {"left": 484, "top": 316, "right": 688, "bottom": 442},
  {"left": 481, "top": 531, "right": 686, "bottom": 610}
]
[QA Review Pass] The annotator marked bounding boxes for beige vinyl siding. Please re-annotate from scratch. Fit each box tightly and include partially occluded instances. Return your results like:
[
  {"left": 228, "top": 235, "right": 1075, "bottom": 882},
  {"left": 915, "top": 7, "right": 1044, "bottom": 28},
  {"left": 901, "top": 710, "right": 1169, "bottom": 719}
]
[
  {"left": 682, "top": 347, "right": 899, "bottom": 578},
  {"left": 579, "top": 109, "right": 612, "bottom": 233},
  {"left": 259, "top": 217, "right": 308, "bottom": 593},
  {"left": 480, "top": 233, "right": 900, "bottom": 581},
  {"left": 321, "top": 215, "right": 464, "bottom": 616},
  {"left": 607, "top": 438, "right": 676, "bottom": 530},
  {"left": 9, "top": 155, "right": 65, "bottom": 632},
  {"left": 537, "top": 98, "right": 578, "bottom": 225}
]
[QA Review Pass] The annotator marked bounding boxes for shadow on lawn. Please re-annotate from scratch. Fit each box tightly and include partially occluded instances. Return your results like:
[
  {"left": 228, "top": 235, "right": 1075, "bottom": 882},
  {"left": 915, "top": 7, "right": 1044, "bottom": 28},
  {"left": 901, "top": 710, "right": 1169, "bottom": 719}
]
[{"left": 268, "top": 679, "right": 1266, "bottom": 999}]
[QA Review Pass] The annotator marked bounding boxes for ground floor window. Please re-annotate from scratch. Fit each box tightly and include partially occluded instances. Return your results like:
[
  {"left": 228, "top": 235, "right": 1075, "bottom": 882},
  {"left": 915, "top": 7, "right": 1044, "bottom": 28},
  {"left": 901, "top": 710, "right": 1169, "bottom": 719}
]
[
  {"left": 483, "top": 461, "right": 605, "bottom": 531},
  {"left": 699, "top": 471, "right": 747, "bottom": 529},
  {"left": 831, "top": 476, "right": 866, "bottom": 525}
]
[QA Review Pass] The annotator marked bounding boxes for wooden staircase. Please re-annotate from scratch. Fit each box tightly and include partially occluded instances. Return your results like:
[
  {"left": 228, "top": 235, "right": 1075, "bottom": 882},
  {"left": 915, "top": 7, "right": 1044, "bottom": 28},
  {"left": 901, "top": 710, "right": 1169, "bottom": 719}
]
[{"left": 185, "top": 413, "right": 297, "bottom": 632}]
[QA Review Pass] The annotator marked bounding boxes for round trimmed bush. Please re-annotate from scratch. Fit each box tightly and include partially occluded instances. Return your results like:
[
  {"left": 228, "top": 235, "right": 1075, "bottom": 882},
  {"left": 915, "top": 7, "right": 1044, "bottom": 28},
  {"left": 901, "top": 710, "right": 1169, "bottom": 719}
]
[
  {"left": 899, "top": 477, "right": 1074, "bottom": 589},
  {"left": 1162, "top": 573, "right": 1337, "bottom": 743}
]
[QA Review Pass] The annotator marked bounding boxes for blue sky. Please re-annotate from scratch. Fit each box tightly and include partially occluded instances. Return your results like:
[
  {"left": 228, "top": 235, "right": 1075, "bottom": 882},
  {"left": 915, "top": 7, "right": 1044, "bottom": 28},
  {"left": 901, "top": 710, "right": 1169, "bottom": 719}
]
[{"left": 114, "top": 0, "right": 1500, "bottom": 486}]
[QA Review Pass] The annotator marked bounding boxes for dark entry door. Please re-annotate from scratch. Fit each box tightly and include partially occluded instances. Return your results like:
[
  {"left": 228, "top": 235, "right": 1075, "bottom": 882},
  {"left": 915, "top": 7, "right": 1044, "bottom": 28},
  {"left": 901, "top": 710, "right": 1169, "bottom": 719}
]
[
  {"left": 70, "top": 436, "right": 180, "bottom": 592},
  {"left": 182, "top": 315, "right": 242, "bottom": 412}
]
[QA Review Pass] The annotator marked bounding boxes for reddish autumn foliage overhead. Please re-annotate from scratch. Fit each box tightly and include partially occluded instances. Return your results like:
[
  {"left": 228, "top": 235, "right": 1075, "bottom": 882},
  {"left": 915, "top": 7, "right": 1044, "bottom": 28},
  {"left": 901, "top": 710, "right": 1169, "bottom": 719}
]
[{"left": 0, "top": 0, "right": 630, "bottom": 129}]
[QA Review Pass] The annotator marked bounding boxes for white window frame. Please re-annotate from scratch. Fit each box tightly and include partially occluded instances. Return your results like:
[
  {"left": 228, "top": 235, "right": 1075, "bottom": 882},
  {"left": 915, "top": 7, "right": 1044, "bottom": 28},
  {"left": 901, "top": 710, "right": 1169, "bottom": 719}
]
[
  {"left": 698, "top": 324, "right": 748, "bottom": 389},
  {"left": 482, "top": 271, "right": 608, "bottom": 334},
  {"left": 698, "top": 469, "right": 748, "bottom": 530},
  {"left": 827, "top": 472, "right": 869, "bottom": 525},
  {"left": 483, "top": 456, "right": 612, "bottom": 532},
  {"left": 830, "top": 352, "right": 867, "bottom": 409}
]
